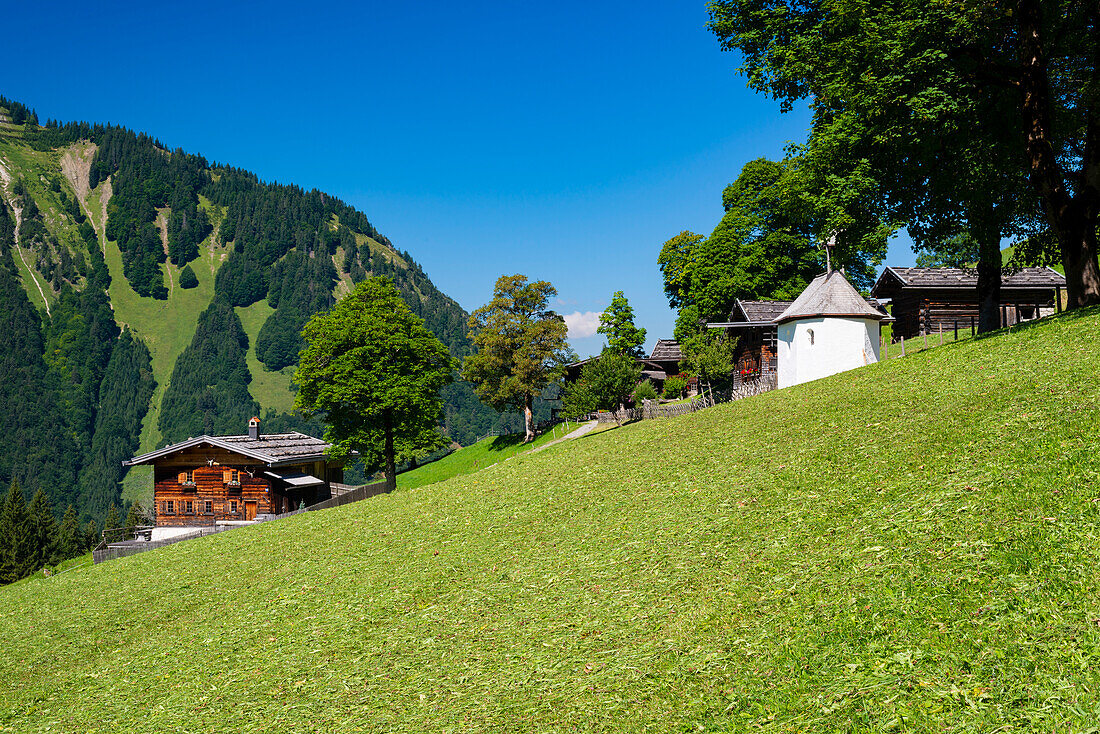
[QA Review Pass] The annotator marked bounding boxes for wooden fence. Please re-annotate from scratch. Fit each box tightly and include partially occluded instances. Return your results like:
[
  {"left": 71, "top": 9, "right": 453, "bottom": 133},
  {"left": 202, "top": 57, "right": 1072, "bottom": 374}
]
[
  {"left": 92, "top": 525, "right": 229, "bottom": 564},
  {"left": 276, "top": 479, "right": 391, "bottom": 516},
  {"left": 93, "top": 480, "right": 393, "bottom": 564}
]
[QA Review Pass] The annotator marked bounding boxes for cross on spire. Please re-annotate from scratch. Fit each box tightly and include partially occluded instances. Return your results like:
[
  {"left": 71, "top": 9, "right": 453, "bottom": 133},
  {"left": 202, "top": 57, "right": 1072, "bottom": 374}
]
[{"left": 820, "top": 232, "right": 838, "bottom": 274}]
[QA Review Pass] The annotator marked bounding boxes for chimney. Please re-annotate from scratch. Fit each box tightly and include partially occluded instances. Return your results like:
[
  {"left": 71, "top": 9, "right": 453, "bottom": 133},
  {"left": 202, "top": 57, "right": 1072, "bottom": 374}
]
[{"left": 248, "top": 416, "right": 261, "bottom": 441}]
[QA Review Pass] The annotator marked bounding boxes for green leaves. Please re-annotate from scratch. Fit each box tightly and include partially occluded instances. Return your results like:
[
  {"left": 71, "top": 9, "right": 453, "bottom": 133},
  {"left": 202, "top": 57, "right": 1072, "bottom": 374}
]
[
  {"left": 295, "top": 276, "right": 455, "bottom": 475},
  {"left": 461, "top": 275, "right": 569, "bottom": 420},
  {"left": 597, "top": 291, "right": 647, "bottom": 358}
]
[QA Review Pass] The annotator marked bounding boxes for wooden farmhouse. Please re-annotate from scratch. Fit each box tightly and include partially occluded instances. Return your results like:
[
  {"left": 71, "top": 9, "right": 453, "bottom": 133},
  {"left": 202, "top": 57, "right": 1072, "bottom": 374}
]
[
  {"left": 870, "top": 267, "right": 1066, "bottom": 340},
  {"left": 124, "top": 418, "right": 343, "bottom": 540},
  {"left": 705, "top": 299, "right": 790, "bottom": 380}
]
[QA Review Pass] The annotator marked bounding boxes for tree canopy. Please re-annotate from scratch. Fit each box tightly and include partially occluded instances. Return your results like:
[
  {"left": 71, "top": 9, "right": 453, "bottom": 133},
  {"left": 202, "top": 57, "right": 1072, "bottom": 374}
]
[
  {"left": 295, "top": 276, "right": 455, "bottom": 488},
  {"left": 562, "top": 350, "right": 642, "bottom": 422},
  {"left": 659, "top": 156, "right": 888, "bottom": 341},
  {"left": 598, "top": 291, "right": 647, "bottom": 358},
  {"left": 708, "top": 0, "right": 1100, "bottom": 313},
  {"left": 461, "top": 275, "right": 569, "bottom": 442}
]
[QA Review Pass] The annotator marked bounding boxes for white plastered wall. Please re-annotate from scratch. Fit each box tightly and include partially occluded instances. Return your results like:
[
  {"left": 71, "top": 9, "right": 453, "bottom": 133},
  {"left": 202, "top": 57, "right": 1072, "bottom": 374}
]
[{"left": 777, "top": 317, "right": 882, "bottom": 389}]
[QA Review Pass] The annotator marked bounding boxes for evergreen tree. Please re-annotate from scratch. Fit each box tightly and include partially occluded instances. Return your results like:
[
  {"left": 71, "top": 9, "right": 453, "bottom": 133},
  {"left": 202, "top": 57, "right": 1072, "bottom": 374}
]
[
  {"left": 0, "top": 201, "right": 80, "bottom": 505},
  {"left": 82, "top": 519, "right": 100, "bottom": 551},
  {"left": 178, "top": 263, "right": 198, "bottom": 289},
  {"left": 57, "top": 505, "right": 81, "bottom": 560},
  {"left": 103, "top": 504, "right": 122, "bottom": 543},
  {"left": 124, "top": 503, "right": 142, "bottom": 529},
  {"left": 27, "top": 489, "right": 57, "bottom": 569},
  {"left": 78, "top": 331, "right": 156, "bottom": 521},
  {"left": 0, "top": 481, "right": 34, "bottom": 584}
]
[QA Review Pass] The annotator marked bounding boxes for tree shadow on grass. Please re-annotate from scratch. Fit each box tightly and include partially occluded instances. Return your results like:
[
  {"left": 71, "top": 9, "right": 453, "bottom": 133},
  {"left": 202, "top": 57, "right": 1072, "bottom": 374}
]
[
  {"left": 486, "top": 434, "right": 528, "bottom": 453},
  {"left": 973, "top": 304, "right": 1100, "bottom": 341}
]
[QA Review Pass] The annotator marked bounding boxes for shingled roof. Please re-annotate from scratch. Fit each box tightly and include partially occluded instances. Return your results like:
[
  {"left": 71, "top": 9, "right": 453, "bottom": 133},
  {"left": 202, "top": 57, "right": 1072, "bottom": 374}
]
[
  {"left": 734, "top": 299, "right": 792, "bottom": 323},
  {"left": 873, "top": 266, "right": 1065, "bottom": 295},
  {"left": 777, "top": 270, "right": 889, "bottom": 324},
  {"left": 124, "top": 432, "right": 332, "bottom": 468},
  {"left": 648, "top": 339, "right": 683, "bottom": 362}
]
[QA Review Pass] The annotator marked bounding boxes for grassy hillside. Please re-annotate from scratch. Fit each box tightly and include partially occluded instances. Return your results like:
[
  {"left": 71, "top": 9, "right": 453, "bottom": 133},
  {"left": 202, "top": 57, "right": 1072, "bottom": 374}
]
[
  {"left": 3, "top": 305, "right": 1100, "bottom": 731},
  {"left": 397, "top": 422, "right": 582, "bottom": 491}
]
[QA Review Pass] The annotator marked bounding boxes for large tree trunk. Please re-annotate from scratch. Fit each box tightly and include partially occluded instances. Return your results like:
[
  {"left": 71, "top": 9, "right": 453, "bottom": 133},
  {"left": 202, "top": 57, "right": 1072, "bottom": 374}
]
[
  {"left": 523, "top": 394, "right": 535, "bottom": 443},
  {"left": 1059, "top": 221, "right": 1100, "bottom": 309},
  {"left": 383, "top": 409, "right": 397, "bottom": 493},
  {"left": 1017, "top": 0, "right": 1100, "bottom": 307},
  {"left": 974, "top": 211, "right": 1002, "bottom": 334}
]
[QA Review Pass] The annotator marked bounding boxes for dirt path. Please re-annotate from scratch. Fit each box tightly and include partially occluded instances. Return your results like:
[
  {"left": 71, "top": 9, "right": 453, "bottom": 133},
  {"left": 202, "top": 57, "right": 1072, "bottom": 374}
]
[
  {"left": 97, "top": 177, "right": 111, "bottom": 251},
  {"left": 0, "top": 157, "right": 51, "bottom": 315},
  {"left": 156, "top": 209, "right": 172, "bottom": 296},
  {"left": 528, "top": 420, "right": 599, "bottom": 453}
]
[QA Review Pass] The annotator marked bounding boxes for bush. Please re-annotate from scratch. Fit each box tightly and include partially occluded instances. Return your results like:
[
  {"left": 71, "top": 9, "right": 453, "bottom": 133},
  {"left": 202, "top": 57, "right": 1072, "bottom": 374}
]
[
  {"left": 662, "top": 375, "right": 687, "bottom": 400},
  {"left": 178, "top": 264, "right": 199, "bottom": 289},
  {"left": 633, "top": 379, "right": 658, "bottom": 402}
]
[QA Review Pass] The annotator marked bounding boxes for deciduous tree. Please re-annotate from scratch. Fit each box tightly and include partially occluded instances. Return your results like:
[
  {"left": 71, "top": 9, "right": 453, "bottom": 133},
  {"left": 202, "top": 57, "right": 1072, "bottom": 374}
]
[
  {"left": 462, "top": 275, "right": 569, "bottom": 442},
  {"left": 598, "top": 291, "right": 647, "bottom": 358},
  {"left": 295, "top": 276, "right": 455, "bottom": 490},
  {"left": 708, "top": 0, "right": 1100, "bottom": 316},
  {"left": 561, "top": 350, "right": 642, "bottom": 424}
]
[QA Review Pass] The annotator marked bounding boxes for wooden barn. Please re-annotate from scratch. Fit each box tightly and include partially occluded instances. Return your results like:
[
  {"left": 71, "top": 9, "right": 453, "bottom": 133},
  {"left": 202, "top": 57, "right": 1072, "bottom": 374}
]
[
  {"left": 870, "top": 267, "right": 1066, "bottom": 340},
  {"left": 706, "top": 300, "right": 791, "bottom": 378},
  {"left": 124, "top": 418, "right": 344, "bottom": 540},
  {"left": 564, "top": 340, "right": 690, "bottom": 393}
]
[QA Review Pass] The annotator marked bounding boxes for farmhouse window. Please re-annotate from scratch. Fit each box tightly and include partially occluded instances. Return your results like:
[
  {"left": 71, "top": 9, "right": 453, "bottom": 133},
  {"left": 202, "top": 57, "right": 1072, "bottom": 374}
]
[
  {"left": 178, "top": 470, "right": 196, "bottom": 487},
  {"left": 230, "top": 500, "right": 238, "bottom": 513},
  {"left": 185, "top": 500, "right": 194, "bottom": 514},
  {"left": 223, "top": 468, "right": 242, "bottom": 488},
  {"left": 166, "top": 500, "right": 174, "bottom": 514},
  {"left": 204, "top": 500, "right": 213, "bottom": 514}
]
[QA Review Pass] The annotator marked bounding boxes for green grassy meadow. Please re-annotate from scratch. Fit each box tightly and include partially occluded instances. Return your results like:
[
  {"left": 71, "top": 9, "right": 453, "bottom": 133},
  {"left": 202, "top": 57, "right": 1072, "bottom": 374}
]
[
  {"left": 236, "top": 300, "right": 297, "bottom": 415},
  {"left": 3, "top": 309, "right": 1100, "bottom": 732},
  {"left": 397, "top": 422, "right": 582, "bottom": 491}
]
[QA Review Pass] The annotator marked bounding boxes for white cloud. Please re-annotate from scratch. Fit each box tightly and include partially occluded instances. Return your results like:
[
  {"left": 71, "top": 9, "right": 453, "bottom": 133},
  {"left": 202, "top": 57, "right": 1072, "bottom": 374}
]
[{"left": 563, "top": 311, "right": 602, "bottom": 339}]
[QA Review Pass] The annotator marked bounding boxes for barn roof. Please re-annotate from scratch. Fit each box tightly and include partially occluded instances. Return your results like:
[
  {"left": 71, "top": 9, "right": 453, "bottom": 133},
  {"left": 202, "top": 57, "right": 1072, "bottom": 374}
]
[
  {"left": 734, "top": 300, "right": 791, "bottom": 322},
  {"left": 648, "top": 339, "right": 683, "bottom": 362},
  {"left": 777, "top": 270, "right": 889, "bottom": 324},
  {"left": 872, "top": 266, "right": 1065, "bottom": 296},
  {"left": 124, "top": 432, "right": 332, "bottom": 468}
]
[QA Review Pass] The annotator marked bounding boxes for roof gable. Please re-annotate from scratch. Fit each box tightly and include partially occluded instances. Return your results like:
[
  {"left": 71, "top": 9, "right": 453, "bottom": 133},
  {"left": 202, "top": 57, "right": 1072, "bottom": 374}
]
[
  {"left": 777, "top": 271, "right": 887, "bottom": 323},
  {"left": 125, "top": 432, "right": 331, "bottom": 467},
  {"left": 734, "top": 299, "right": 791, "bottom": 322},
  {"left": 648, "top": 339, "right": 683, "bottom": 362}
]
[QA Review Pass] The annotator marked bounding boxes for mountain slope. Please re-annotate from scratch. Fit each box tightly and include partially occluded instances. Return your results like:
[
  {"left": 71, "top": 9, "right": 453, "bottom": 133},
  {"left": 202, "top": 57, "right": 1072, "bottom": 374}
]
[
  {"left": 2, "top": 309, "right": 1098, "bottom": 731},
  {"left": 0, "top": 97, "right": 507, "bottom": 516}
]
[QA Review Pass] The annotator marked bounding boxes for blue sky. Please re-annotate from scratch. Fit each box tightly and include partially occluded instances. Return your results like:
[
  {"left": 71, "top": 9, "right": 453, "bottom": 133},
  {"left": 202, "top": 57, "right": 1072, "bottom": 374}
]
[{"left": 7, "top": 0, "right": 915, "bottom": 357}]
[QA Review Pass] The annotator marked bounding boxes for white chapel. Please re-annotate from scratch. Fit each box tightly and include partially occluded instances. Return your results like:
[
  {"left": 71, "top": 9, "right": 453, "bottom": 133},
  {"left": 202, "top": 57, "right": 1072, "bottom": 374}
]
[{"left": 775, "top": 269, "right": 891, "bottom": 389}]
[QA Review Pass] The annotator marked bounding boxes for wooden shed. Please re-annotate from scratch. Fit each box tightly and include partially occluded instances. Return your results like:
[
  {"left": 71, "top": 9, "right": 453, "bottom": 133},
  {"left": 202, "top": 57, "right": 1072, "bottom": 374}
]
[
  {"left": 870, "top": 267, "right": 1066, "bottom": 340},
  {"left": 124, "top": 418, "right": 343, "bottom": 539}
]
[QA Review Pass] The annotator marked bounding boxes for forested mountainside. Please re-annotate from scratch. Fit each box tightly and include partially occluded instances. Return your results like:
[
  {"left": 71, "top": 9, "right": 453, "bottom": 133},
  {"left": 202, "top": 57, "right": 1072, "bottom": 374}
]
[{"left": 0, "top": 95, "right": 513, "bottom": 525}]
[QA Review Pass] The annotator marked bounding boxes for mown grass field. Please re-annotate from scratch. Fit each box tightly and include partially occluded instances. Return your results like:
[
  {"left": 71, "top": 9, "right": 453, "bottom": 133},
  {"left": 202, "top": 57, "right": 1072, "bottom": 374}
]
[
  {"left": 3, "top": 309, "right": 1100, "bottom": 732},
  {"left": 397, "top": 422, "right": 582, "bottom": 491}
]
